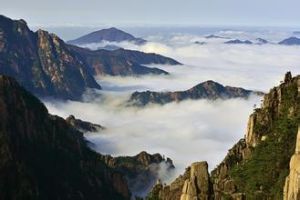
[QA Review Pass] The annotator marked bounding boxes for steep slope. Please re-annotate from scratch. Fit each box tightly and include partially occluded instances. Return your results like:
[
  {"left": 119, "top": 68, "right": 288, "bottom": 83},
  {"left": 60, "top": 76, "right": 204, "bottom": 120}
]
[
  {"left": 70, "top": 46, "right": 180, "bottom": 76},
  {"left": 129, "top": 80, "right": 262, "bottom": 106},
  {"left": 0, "top": 15, "right": 101, "bottom": 100},
  {"left": 0, "top": 75, "right": 129, "bottom": 200},
  {"left": 68, "top": 27, "right": 146, "bottom": 45},
  {"left": 279, "top": 37, "right": 300, "bottom": 45},
  {"left": 147, "top": 72, "right": 300, "bottom": 200}
]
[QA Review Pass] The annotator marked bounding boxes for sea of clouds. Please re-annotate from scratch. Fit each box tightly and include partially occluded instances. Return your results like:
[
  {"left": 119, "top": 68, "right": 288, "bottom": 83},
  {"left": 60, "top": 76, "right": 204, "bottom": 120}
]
[{"left": 44, "top": 28, "right": 300, "bottom": 183}]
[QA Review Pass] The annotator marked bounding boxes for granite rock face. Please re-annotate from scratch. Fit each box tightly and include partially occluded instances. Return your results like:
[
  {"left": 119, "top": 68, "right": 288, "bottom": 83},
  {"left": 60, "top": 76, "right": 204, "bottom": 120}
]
[
  {"left": 0, "top": 15, "right": 101, "bottom": 100},
  {"left": 284, "top": 127, "right": 300, "bottom": 200}
]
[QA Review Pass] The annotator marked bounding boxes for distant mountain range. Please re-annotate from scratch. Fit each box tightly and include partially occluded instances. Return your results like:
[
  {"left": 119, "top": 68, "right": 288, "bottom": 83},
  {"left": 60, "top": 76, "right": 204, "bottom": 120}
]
[
  {"left": 128, "top": 80, "right": 263, "bottom": 106},
  {"left": 225, "top": 39, "right": 253, "bottom": 44},
  {"left": 68, "top": 27, "right": 146, "bottom": 45},
  {"left": 0, "top": 15, "right": 180, "bottom": 100},
  {"left": 278, "top": 37, "right": 300, "bottom": 45}
]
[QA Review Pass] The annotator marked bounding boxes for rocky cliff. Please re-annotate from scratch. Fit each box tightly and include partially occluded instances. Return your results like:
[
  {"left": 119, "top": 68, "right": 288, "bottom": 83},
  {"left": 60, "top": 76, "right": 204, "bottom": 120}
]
[
  {"left": 147, "top": 72, "right": 300, "bottom": 200},
  {"left": 129, "top": 80, "right": 262, "bottom": 106},
  {"left": 0, "top": 15, "right": 101, "bottom": 100},
  {"left": 283, "top": 127, "right": 300, "bottom": 200},
  {"left": 0, "top": 75, "right": 130, "bottom": 200}
]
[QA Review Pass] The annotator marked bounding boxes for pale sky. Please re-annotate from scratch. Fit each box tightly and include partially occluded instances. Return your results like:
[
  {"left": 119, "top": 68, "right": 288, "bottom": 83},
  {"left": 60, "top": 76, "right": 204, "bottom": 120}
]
[{"left": 1, "top": 0, "right": 300, "bottom": 27}]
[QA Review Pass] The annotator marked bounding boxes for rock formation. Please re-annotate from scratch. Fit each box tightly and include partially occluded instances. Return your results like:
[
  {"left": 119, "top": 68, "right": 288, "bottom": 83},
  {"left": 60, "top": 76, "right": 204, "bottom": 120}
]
[
  {"left": 129, "top": 80, "right": 263, "bottom": 106},
  {"left": 283, "top": 127, "right": 300, "bottom": 200}
]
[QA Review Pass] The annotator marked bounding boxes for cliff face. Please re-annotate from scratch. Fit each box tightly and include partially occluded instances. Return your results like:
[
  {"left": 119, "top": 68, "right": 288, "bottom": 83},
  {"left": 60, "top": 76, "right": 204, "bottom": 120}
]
[
  {"left": 129, "top": 80, "right": 262, "bottom": 106},
  {"left": 284, "top": 127, "right": 300, "bottom": 200},
  {"left": 0, "top": 15, "right": 101, "bottom": 100},
  {"left": 147, "top": 72, "right": 300, "bottom": 200},
  {"left": 0, "top": 75, "right": 129, "bottom": 200},
  {"left": 66, "top": 115, "right": 105, "bottom": 133}
]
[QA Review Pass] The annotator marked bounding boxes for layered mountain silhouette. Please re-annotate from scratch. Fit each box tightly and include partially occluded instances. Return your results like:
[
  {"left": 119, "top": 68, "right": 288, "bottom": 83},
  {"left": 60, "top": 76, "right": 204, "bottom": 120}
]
[
  {"left": 225, "top": 39, "right": 253, "bottom": 44},
  {"left": 0, "top": 15, "right": 180, "bottom": 100},
  {"left": 128, "top": 80, "right": 262, "bottom": 106},
  {"left": 278, "top": 36, "right": 300, "bottom": 45},
  {"left": 68, "top": 27, "right": 146, "bottom": 45}
]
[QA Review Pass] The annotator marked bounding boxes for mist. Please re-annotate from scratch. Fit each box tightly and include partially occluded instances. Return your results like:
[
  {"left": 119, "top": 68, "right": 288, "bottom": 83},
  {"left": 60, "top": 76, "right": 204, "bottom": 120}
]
[{"left": 44, "top": 29, "right": 300, "bottom": 183}]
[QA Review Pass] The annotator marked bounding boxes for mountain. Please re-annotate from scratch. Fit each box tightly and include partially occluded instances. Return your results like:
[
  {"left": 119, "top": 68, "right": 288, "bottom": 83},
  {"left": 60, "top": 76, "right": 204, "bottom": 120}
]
[
  {"left": 128, "top": 80, "right": 262, "bottom": 106},
  {"left": 70, "top": 46, "right": 180, "bottom": 76},
  {"left": 205, "top": 34, "right": 229, "bottom": 39},
  {"left": 0, "top": 75, "right": 130, "bottom": 200},
  {"left": 256, "top": 38, "right": 268, "bottom": 44},
  {"left": 278, "top": 37, "right": 300, "bottom": 45},
  {"left": 66, "top": 115, "right": 105, "bottom": 133},
  {"left": 147, "top": 72, "right": 300, "bottom": 199},
  {"left": 101, "top": 151, "right": 175, "bottom": 198},
  {"left": 68, "top": 27, "right": 146, "bottom": 45},
  {"left": 225, "top": 39, "right": 253, "bottom": 44},
  {"left": 0, "top": 15, "right": 101, "bottom": 100},
  {"left": 0, "top": 15, "right": 181, "bottom": 99}
]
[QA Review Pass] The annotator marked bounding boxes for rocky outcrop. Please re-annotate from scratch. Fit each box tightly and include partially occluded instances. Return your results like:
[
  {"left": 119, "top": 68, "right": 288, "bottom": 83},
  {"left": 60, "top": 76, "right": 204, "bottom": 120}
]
[
  {"left": 283, "top": 127, "right": 300, "bottom": 200},
  {"left": 66, "top": 115, "right": 105, "bottom": 133},
  {"left": 180, "top": 162, "right": 212, "bottom": 200},
  {"left": 101, "top": 151, "right": 175, "bottom": 198},
  {"left": 129, "top": 80, "right": 262, "bottom": 106},
  {"left": 147, "top": 72, "right": 300, "bottom": 200},
  {"left": 0, "top": 75, "right": 130, "bottom": 200},
  {"left": 68, "top": 27, "right": 146, "bottom": 45},
  {"left": 148, "top": 162, "right": 212, "bottom": 200}
]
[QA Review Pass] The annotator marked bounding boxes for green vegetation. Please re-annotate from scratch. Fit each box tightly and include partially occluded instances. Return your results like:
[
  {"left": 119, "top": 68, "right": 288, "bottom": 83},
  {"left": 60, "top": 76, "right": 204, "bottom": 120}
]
[{"left": 230, "top": 80, "right": 300, "bottom": 199}]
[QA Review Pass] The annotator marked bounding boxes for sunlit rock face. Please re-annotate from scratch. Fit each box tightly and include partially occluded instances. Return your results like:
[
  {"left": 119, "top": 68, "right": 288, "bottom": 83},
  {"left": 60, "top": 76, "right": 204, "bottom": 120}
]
[
  {"left": 284, "top": 127, "right": 300, "bottom": 200},
  {"left": 0, "top": 15, "right": 101, "bottom": 100}
]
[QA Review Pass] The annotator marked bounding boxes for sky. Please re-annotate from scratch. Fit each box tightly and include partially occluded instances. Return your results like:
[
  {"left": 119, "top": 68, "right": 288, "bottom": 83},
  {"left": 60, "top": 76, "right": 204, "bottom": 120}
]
[{"left": 1, "top": 0, "right": 300, "bottom": 27}]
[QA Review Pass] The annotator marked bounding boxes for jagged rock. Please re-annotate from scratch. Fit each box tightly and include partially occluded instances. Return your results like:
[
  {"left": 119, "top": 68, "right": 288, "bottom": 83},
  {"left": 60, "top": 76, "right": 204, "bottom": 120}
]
[
  {"left": 283, "top": 127, "right": 300, "bottom": 200},
  {"left": 180, "top": 162, "right": 212, "bottom": 200}
]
